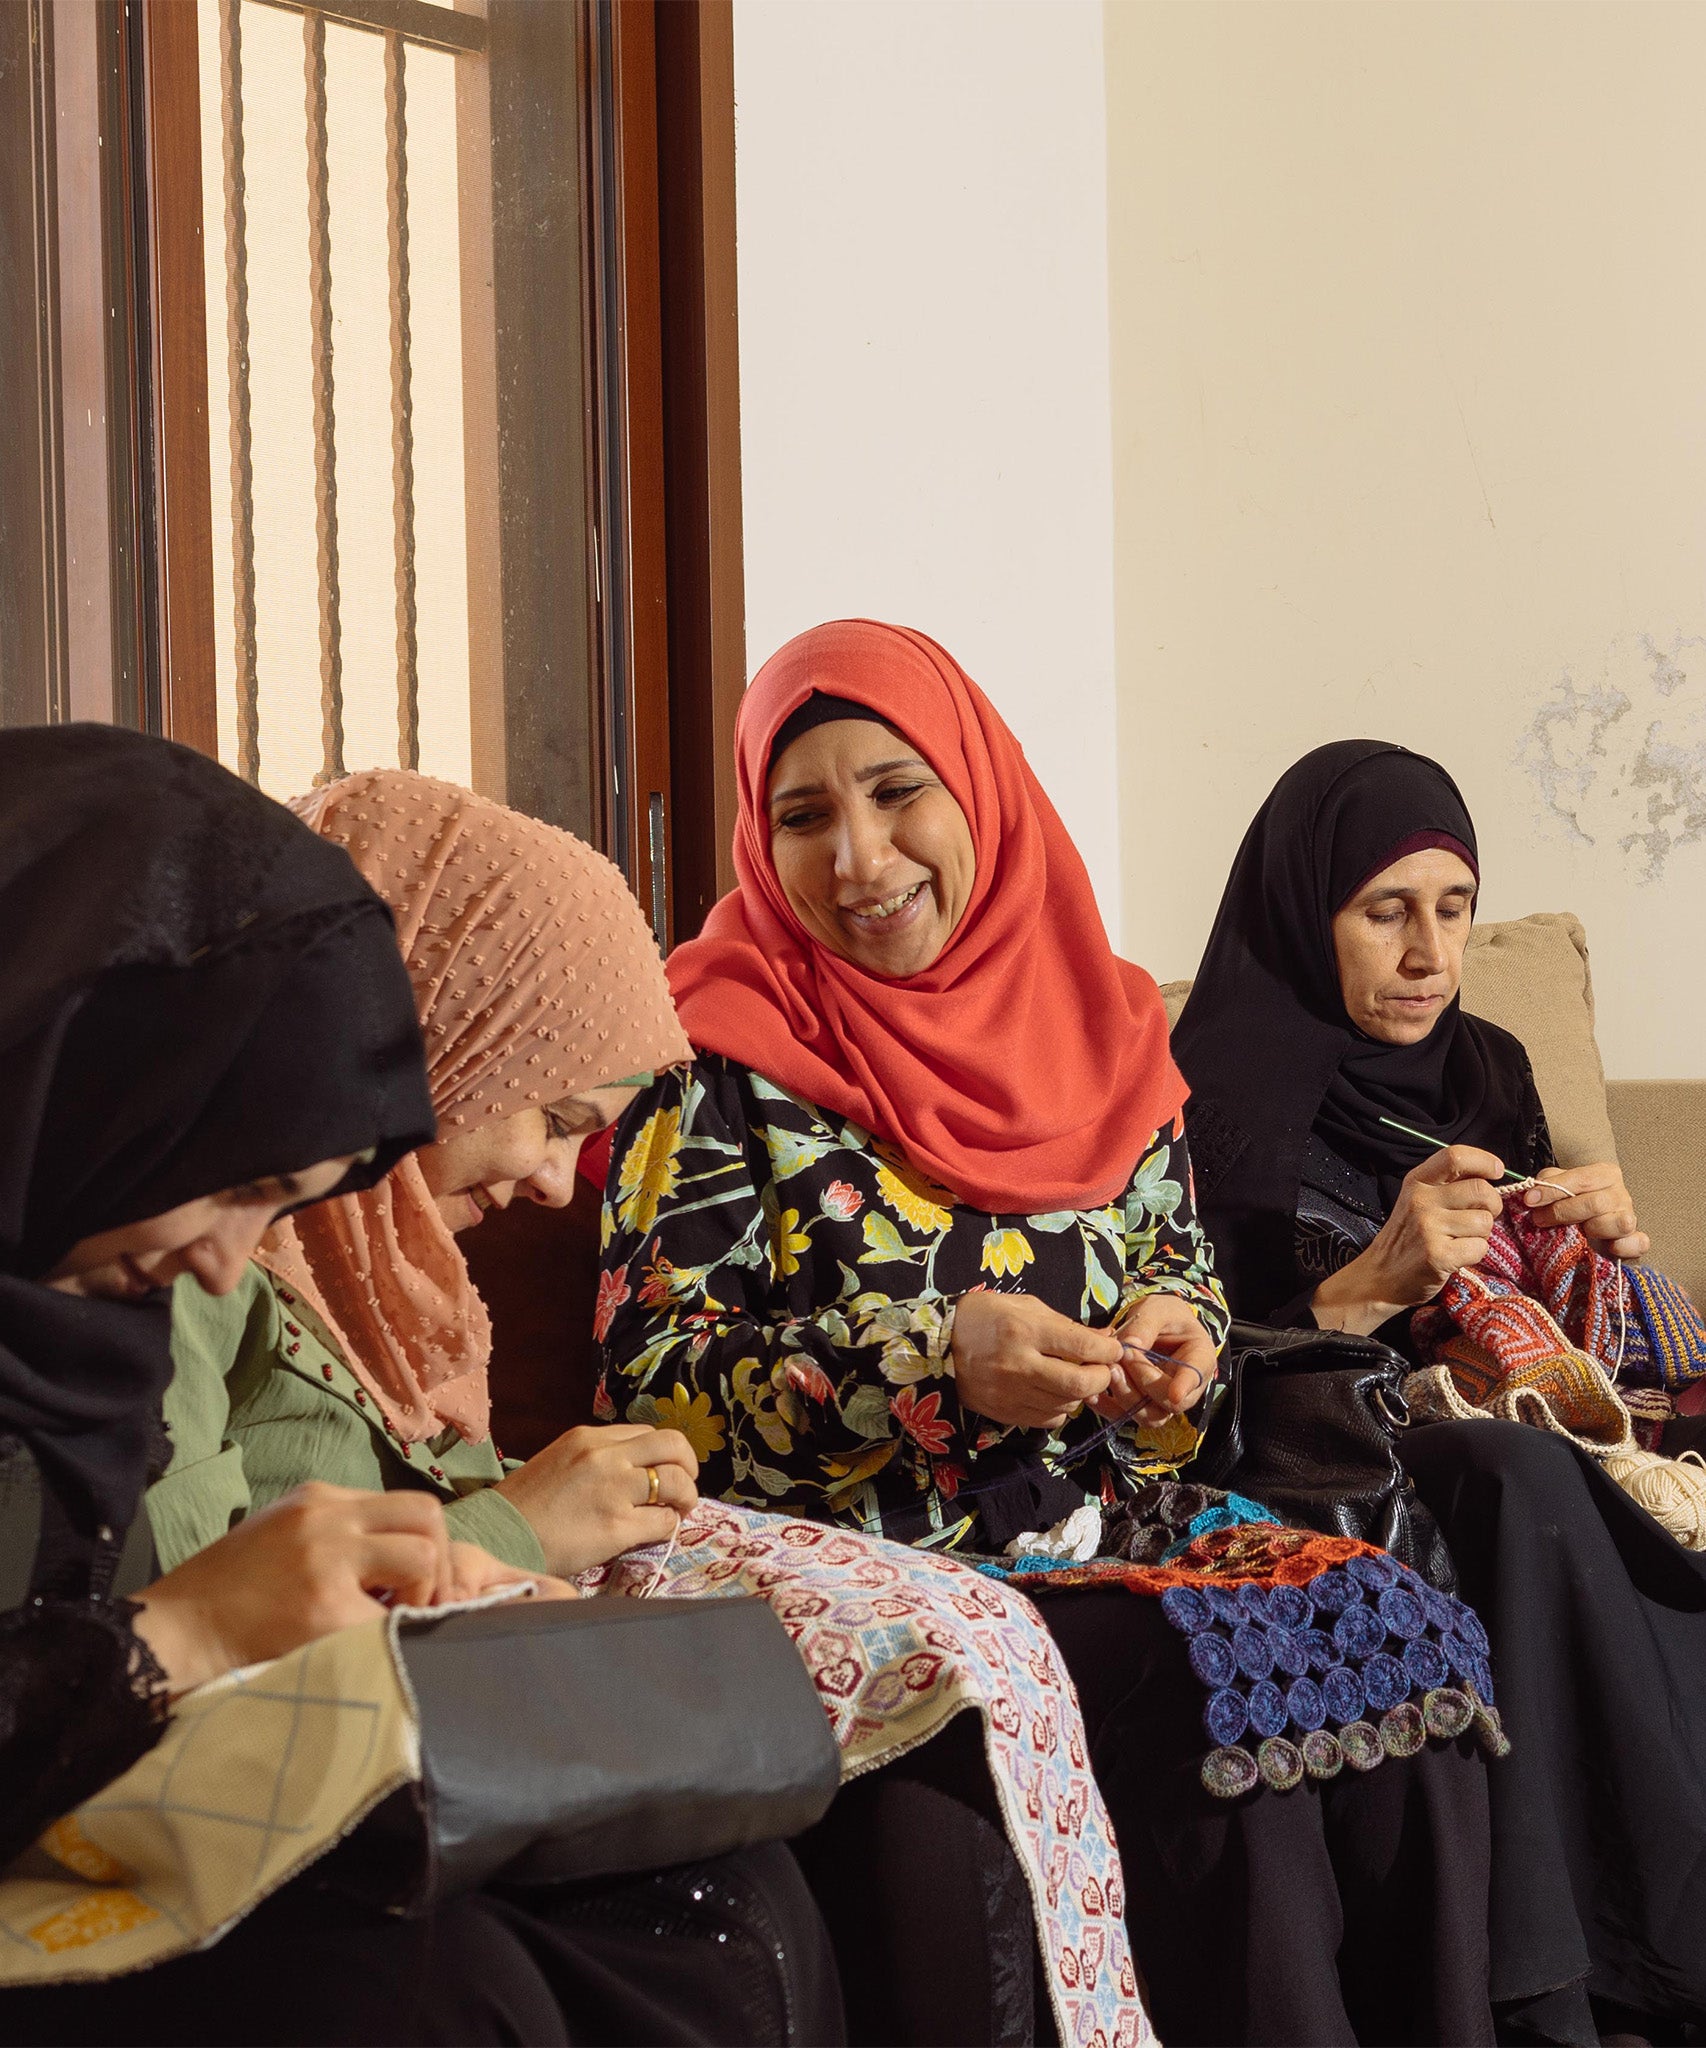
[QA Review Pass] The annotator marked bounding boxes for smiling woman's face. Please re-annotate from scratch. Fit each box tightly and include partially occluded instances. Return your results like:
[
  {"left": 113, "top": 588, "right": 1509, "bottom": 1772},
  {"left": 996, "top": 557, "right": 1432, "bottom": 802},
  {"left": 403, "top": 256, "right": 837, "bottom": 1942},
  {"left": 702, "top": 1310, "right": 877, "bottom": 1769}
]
[
  {"left": 1331, "top": 846, "right": 1478, "bottom": 1045},
  {"left": 766, "top": 718, "right": 976, "bottom": 978},
  {"left": 415, "top": 1084, "right": 640, "bottom": 1232}
]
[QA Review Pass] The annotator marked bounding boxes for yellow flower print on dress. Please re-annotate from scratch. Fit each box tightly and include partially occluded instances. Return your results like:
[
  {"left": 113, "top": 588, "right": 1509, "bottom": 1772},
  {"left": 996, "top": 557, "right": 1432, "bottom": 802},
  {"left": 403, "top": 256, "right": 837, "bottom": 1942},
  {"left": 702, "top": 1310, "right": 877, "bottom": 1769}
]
[
  {"left": 615, "top": 1107, "right": 681, "bottom": 1234},
  {"left": 875, "top": 1160, "right": 953, "bottom": 1237},
  {"left": 647, "top": 1382, "right": 728, "bottom": 1461},
  {"left": 980, "top": 1228, "right": 1035, "bottom": 1279},
  {"left": 771, "top": 1205, "right": 812, "bottom": 1279}
]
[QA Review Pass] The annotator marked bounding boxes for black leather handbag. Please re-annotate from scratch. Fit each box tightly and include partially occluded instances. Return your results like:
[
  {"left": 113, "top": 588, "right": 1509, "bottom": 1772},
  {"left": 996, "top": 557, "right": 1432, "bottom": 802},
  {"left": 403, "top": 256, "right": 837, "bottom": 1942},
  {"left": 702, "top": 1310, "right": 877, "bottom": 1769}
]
[
  {"left": 1191, "top": 1320, "right": 1458, "bottom": 1593},
  {"left": 332, "top": 1593, "right": 842, "bottom": 1911}
]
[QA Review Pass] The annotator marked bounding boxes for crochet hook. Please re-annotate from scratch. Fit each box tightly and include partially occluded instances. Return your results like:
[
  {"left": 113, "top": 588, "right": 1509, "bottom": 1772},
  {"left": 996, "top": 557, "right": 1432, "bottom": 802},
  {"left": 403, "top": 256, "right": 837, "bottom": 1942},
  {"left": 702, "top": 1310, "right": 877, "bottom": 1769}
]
[{"left": 1376, "top": 1113, "right": 1528, "bottom": 1186}]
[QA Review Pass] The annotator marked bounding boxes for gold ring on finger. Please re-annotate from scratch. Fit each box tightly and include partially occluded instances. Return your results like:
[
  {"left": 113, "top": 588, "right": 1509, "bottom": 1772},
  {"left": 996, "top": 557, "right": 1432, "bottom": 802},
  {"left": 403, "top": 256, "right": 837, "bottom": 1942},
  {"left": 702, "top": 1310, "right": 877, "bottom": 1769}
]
[{"left": 645, "top": 1466, "right": 660, "bottom": 1509}]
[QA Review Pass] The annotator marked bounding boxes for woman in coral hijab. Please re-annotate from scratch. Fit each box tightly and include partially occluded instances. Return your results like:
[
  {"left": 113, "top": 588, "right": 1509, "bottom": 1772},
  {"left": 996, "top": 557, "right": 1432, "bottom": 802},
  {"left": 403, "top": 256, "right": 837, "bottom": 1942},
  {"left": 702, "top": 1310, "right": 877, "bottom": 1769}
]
[{"left": 599, "top": 620, "right": 1499, "bottom": 2047}]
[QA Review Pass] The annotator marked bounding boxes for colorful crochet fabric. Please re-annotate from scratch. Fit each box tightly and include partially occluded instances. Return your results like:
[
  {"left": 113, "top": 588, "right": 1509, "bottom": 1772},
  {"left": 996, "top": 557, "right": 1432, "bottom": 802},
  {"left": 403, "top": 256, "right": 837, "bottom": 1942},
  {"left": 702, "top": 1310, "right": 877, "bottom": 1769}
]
[
  {"left": 584, "top": 1499, "right": 1149, "bottom": 2048},
  {"left": 981, "top": 1522, "right": 1509, "bottom": 1799},
  {"left": 1410, "top": 1189, "right": 1706, "bottom": 1443}
]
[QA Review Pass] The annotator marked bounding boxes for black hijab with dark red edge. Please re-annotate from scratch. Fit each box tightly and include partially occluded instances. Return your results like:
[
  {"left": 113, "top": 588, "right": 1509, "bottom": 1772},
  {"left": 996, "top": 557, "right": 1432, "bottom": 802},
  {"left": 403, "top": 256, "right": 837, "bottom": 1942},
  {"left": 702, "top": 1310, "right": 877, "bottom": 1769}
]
[
  {"left": 1171, "top": 739, "right": 1532, "bottom": 1320},
  {"left": 0, "top": 725, "right": 434, "bottom": 1541}
]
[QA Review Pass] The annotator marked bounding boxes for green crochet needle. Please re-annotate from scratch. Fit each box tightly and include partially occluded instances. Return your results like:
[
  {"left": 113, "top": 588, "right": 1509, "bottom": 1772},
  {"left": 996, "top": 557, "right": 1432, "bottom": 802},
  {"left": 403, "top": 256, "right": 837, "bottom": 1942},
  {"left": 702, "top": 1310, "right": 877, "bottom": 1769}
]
[{"left": 1376, "top": 1113, "right": 1528, "bottom": 1186}]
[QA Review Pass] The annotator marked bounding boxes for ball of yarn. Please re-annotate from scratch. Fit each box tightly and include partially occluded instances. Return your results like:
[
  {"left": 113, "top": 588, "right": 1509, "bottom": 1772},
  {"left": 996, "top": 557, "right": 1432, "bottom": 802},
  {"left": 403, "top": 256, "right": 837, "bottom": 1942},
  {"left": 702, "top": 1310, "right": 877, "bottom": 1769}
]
[{"left": 1602, "top": 1448, "right": 1706, "bottom": 1549}]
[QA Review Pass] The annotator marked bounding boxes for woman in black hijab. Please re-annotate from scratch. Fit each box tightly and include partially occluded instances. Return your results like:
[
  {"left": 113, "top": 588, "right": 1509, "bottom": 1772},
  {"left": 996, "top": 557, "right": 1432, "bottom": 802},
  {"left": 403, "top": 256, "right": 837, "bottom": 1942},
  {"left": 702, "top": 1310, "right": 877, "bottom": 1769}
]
[
  {"left": 1177, "top": 740, "right": 1706, "bottom": 2047},
  {"left": 0, "top": 726, "right": 842, "bottom": 2048}
]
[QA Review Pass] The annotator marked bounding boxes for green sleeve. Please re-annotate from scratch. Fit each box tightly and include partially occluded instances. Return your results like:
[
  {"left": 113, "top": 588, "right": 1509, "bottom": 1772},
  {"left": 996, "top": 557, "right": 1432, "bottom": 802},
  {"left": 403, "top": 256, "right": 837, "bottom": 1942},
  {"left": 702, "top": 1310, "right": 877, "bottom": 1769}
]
[
  {"left": 157, "top": 1261, "right": 546, "bottom": 1578},
  {"left": 147, "top": 1270, "right": 262, "bottom": 1572}
]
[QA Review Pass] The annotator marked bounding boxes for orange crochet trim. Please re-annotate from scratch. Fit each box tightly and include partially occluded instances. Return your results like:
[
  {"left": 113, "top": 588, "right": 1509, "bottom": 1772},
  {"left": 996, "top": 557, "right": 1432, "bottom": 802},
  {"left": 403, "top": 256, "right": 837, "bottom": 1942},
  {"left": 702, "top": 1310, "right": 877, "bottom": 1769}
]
[{"left": 998, "top": 1522, "right": 1389, "bottom": 1595}]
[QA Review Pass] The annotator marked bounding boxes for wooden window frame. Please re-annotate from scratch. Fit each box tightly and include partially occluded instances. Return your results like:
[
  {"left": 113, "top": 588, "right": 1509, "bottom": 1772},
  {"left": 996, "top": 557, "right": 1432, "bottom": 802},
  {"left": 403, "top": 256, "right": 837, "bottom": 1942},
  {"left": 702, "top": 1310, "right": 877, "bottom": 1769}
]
[{"left": 3, "top": 0, "right": 744, "bottom": 948}]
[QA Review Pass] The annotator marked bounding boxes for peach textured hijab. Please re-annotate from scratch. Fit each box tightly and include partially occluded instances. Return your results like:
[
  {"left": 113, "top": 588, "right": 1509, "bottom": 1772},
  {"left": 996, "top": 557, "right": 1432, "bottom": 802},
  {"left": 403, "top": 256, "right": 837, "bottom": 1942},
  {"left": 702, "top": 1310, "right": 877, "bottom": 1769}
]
[{"left": 262, "top": 771, "right": 691, "bottom": 1444}]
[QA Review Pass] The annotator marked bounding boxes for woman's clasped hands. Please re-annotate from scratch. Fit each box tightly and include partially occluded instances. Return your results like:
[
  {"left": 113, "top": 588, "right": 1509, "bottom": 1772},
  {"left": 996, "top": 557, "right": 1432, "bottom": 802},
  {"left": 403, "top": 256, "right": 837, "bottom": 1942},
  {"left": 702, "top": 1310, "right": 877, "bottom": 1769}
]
[{"left": 950, "top": 1287, "right": 1216, "bottom": 1434}]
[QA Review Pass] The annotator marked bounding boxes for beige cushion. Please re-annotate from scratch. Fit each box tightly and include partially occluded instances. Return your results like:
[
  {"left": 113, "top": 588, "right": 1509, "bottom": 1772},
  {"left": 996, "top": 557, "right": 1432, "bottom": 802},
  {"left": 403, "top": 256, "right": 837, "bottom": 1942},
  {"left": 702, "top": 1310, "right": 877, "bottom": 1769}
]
[
  {"left": 1460, "top": 914, "right": 1616, "bottom": 1167},
  {"left": 1159, "top": 911, "right": 1618, "bottom": 1168}
]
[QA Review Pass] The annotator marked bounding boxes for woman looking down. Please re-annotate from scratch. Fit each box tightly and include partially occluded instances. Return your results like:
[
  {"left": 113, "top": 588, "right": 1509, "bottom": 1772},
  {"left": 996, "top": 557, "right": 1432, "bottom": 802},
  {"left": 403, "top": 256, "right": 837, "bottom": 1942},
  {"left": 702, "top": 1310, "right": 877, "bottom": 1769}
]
[
  {"left": 0, "top": 728, "right": 839, "bottom": 2048},
  {"left": 598, "top": 621, "right": 1498, "bottom": 2047},
  {"left": 1173, "top": 738, "right": 1706, "bottom": 2045}
]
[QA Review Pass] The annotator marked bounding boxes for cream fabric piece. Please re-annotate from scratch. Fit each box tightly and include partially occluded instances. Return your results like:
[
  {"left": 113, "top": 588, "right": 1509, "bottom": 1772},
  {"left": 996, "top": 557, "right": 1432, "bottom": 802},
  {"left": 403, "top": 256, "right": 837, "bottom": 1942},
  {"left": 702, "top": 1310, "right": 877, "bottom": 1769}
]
[
  {"left": 1162, "top": 912, "right": 1619, "bottom": 1168},
  {"left": 0, "top": 1618, "right": 418, "bottom": 1986},
  {"left": 263, "top": 771, "right": 692, "bottom": 1444}
]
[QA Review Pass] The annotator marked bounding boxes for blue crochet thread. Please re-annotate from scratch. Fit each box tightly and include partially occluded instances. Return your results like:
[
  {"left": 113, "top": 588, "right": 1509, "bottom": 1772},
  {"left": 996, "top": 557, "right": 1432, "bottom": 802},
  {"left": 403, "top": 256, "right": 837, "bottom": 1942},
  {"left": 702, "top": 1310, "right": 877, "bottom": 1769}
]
[
  {"left": 1300, "top": 1626, "right": 1341, "bottom": 1673},
  {"left": 1403, "top": 1638, "right": 1450, "bottom": 1691},
  {"left": 1452, "top": 1602, "right": 1491, "bottom": 1655},
  {"left": 1268, "top": 1625, "right": 1311, "bottom": 1679},
  {"left": 1420, "top": 1583, "right": 1458, "bottom": 1634},
  {"left": 1286, "top": 1676, "right": 1327, "bottom": 1733},
  {"left": 1188, "top": 1631, "right": 1237, "bottom": 1689},
  {"left": 1347, "top": 1552, "right": 1399, "bottom": 1589},
  {"left": 1306, "top": 1568, "right": 1360, "bottom": 1614},
  {"left": 1160, "top": 1584, "right": 1213, "bottom": 1634},
  {"left": 1333, "top": 1604, "right": 1386, "bottom": 1660},
  {"left": 1266, "top": 1584, "right": 1312, "bottom": 1631},
  {"left": 1363, "top": 1652, "right": 1411, "bottom": 1713},
  {"left": 1205, "top": 1687, "right": 1250, "bottom": 1746},
  {"left": 1321, "top": 1664, "right": 1367, "bottom": 1724},
  {"left": 1247, "top": 1680, "right": 1289, "bottom": 1740},
  {"left": 1204, "top": 1585, "right": 1244, "bottom": 1627},
  {"left": 1377, "top": 1584, "right": 1427, "bottom": 1640},
  {"left": 1235, "top": 1582, "right": 1271, "bottom": 1622},
  {"left": 1442, "top": 1632, "right": 1478, "bottom": 1684},
  {"left": 1232, "top": 1623, "right": 1275, "bottom": 1681}
]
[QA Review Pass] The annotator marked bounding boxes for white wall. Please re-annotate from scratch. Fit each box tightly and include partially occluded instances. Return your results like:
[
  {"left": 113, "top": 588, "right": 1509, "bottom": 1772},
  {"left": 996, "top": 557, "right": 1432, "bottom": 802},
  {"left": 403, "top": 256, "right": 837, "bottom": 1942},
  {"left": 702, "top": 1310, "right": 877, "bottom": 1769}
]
[
  {"left": 732, "top": 0, "right": 1123, "bottom": 941},
  {"left": 1106, "top": 0, "right": 1706, "bottom": 1077}
]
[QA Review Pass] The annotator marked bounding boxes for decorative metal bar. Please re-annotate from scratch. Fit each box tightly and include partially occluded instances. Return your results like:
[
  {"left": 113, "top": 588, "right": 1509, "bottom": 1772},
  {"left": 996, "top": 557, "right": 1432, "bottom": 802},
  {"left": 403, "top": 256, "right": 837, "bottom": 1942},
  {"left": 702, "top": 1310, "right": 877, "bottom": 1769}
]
[
  {"left": 303, "top": 8, "right": 344, "bottom": 782},
  {"left": 250, "top": 0, "right": 486, "bottom": 58},
  {"left": 384, "top": 31, "right": 419, "bottom": 770},
  {"left": 219, "top": 0, "right": 260, "bottom": 783}
]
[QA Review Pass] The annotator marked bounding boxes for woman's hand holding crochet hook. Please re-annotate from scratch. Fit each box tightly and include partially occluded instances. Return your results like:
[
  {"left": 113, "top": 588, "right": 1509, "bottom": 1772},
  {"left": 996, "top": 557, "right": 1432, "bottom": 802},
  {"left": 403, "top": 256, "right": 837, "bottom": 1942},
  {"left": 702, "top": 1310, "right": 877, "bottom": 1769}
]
[
  {"left": 1311, "top": 1144, "right": 1504, "bottom": 1338},
  {"left": 1093, "top": 1294, "right": 1218, "bottom": 1427},
  {"left": 1521, "top": 1163, "right": 1648, "bottom": 1262},
  {"left": 950, "top": 1290, "right": 1124, "bottom": 1431}
]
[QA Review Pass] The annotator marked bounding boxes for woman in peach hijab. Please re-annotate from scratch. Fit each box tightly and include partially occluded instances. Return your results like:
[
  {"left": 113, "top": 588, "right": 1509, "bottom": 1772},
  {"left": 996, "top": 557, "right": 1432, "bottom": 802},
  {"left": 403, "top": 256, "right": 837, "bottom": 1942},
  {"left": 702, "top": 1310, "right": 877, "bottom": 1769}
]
[{"left": 155, "top": 769, "right": 1150, "bottom": 2048}]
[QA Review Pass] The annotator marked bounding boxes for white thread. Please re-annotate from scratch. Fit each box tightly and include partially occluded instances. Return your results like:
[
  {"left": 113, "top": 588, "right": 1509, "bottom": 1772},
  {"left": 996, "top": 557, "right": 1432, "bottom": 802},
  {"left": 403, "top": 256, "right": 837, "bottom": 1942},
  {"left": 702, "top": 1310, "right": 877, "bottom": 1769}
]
[{"left": 642, "top": 1511, "right": 680, "bottom": 1597}]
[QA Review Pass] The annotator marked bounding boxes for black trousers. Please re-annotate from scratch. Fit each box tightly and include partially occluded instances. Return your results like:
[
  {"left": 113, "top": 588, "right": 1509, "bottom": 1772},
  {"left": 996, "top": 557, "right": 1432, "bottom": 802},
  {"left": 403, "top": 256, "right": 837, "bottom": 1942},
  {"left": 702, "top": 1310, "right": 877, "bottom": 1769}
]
[
  {"left": 1033, "top": 1586, "right": 1495, "bottom": 2048},
  {"left": 1403, "top": 1419, "right": 1706, "bottom": 2039},
  {"left": 0, "top": 1843, "right": 844, "bottom": 2047}
]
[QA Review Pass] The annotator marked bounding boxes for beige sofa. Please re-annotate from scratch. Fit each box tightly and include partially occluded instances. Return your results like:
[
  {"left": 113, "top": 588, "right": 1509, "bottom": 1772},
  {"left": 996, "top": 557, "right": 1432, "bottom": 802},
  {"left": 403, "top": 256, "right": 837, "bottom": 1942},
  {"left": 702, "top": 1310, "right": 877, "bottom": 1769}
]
[{"left": 1161, "top": 912, "right": 1706, "bottom": 1306}]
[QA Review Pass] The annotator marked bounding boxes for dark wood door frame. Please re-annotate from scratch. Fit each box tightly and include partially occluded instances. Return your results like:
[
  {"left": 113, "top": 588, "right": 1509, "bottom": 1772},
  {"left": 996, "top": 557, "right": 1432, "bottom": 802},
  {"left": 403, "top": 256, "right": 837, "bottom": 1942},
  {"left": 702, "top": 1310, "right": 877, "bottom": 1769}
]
[{"left": 654, "top": 0, "right": 744, "bottom": 935}]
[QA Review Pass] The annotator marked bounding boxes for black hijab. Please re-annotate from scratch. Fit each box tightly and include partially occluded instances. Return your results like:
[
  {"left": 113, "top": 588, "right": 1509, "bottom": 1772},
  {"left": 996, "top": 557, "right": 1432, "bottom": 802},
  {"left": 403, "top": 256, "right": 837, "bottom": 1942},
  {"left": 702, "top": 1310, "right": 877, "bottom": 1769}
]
[
  {"left": 1173, "top": 740, "right": 1531, "bottom": 1319},
  {"left": 0, "top": 725, "right": 434, "bottom": 1541}
]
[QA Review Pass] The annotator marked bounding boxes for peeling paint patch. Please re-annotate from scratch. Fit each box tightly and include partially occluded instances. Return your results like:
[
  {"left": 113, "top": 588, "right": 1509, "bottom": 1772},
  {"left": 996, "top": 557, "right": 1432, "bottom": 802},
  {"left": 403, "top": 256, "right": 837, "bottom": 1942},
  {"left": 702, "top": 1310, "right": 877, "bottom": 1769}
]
[{"left": 1519, "top": 635, "right": 1706, "bottom": 881}]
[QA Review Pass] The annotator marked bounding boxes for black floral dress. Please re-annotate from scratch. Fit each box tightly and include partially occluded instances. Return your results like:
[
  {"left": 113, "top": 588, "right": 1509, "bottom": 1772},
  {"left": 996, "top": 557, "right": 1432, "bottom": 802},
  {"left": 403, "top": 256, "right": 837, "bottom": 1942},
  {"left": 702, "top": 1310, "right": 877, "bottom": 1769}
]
[{"left": 595, "top": 1054, "right": 1229, "bottom": 1549}]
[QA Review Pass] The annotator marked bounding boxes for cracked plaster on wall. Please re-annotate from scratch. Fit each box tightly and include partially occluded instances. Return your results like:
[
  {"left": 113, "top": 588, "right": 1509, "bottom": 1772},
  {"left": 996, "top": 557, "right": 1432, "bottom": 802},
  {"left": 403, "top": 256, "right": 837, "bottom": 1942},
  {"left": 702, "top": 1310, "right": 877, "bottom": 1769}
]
[{"left": 1519, "top": 634, "right": 1706, "bottom": 881}]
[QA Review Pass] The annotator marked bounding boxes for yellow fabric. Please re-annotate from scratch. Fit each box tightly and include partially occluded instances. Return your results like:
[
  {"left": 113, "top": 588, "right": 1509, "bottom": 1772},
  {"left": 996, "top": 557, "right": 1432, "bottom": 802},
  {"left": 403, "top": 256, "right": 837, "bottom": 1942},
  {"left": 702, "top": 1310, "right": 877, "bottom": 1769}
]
[{"left": 0, "top": 1619, "right": 418, "bottom": 1986}]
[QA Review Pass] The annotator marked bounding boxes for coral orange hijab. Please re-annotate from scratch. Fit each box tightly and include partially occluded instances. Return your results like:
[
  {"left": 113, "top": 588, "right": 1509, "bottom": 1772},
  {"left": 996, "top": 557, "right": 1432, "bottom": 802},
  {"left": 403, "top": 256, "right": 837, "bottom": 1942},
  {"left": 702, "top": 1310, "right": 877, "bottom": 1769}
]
[
  {"left": 263, "top": 771, "right": 690, "bottom": 1444},
  {"left": 667, "top": 620, "right": 1185, "bottom": 1214}
]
